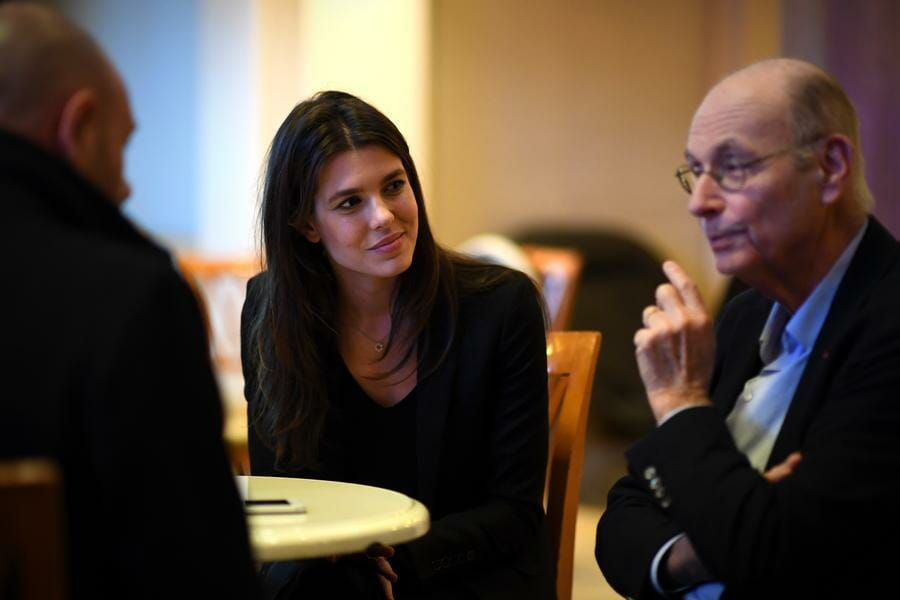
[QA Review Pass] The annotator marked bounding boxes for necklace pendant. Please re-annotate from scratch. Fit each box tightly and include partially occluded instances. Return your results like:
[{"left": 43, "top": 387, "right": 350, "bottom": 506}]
[{"left": 374, "top": 341, "right": 385, "bottom": 353}]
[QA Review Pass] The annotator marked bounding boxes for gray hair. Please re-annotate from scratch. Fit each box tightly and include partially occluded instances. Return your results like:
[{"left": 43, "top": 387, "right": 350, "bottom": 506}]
[{"left": 784, "top": 64, "right": 874, "bottom": 211}]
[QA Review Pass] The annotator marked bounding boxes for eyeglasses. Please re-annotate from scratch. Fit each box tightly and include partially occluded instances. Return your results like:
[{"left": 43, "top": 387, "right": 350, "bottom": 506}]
[{"left": 675, "top": 140, "right": 819, "bottom": 194}]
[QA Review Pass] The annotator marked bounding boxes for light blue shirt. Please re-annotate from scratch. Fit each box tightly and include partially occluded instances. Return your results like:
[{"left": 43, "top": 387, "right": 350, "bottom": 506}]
[{"left": 652, "top": 223, "right": 867, "bottom": 599}]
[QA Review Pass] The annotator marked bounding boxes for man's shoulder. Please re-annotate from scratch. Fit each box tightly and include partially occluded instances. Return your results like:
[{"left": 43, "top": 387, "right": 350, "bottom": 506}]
[
  {"left": 822, "top": 217, "right": 900, "bottom": 328},
  {"left": 6, "top": 201, "right": 190, "bottom": 341},
  {"left": 52, "top": 228, "right": 179, "bottom": 307},
  {"left": 14, "top": 197, "right": 175, "bottom": 288}
]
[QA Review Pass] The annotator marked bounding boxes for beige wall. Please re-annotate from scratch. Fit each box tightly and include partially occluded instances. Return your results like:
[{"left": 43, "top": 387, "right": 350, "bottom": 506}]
[
  {"left": 204, "top": 0, "right": 435, "bottom": 254},
  {"left": 431, "top": 0, "right": 779, "bottom": 301}
]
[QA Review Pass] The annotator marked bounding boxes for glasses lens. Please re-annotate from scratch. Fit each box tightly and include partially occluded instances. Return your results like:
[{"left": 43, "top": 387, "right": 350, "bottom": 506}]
[{"left": 719, "top": 167, "right": 744, "bottom": 192}]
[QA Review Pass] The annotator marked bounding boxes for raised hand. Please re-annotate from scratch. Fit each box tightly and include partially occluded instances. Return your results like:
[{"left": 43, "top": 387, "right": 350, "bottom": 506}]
[{"left": 634, "top": 261, "right": 715, "bottom": 422}]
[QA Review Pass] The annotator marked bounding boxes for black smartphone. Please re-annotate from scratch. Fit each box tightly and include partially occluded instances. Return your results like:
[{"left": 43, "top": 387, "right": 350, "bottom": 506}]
[{"left": 244, "top": 498, "right": 307, "bottom": 514}]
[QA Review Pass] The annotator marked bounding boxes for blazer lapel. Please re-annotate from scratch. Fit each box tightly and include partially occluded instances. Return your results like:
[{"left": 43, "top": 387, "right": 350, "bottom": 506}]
[
  {"left": 414, "top": 305, "right": 459, "bottom": 509},
  {"left": 711, "top": 295, "right": 769, "bottom": 418},
  {"left": 768, "top": 217, "right": 900, "bottom": 466}
]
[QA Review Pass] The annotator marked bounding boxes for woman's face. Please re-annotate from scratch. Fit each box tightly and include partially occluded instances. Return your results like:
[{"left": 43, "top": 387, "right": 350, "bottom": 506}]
[{"left": 303, "top": 145, "right": 419, "bottom": 287}]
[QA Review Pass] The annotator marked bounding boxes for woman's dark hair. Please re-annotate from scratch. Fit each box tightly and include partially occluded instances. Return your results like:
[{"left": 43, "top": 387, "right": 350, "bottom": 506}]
[{"left": 248, "top": 91, "right": 523, "bottom": 470}]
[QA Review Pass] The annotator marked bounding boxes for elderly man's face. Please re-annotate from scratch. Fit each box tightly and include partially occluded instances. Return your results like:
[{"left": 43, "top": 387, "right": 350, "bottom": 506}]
[{"left": 684, "top": 75, "right": 823, "bottom": 288}]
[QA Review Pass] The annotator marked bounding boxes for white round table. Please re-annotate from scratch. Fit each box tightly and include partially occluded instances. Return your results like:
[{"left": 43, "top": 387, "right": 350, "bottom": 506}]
[{"left": 236, "top": 475, "right": 430, "bottom": 561}]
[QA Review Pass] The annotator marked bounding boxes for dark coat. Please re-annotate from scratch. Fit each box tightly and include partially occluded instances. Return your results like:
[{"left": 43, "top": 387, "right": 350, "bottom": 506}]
[
  {"left": 242, "top": 269, "right": 556, "bottom": 599},
  {"left": 596, "top": 217, "right": 900, "bottom": 598},
  {"left": 0, "top": 130, "right": 259, "bottom": 598}
]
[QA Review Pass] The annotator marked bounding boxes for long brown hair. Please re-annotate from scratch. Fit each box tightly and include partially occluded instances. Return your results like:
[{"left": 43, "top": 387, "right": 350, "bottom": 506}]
[{"left": 247, "top": 91, "right": 518, "bottom": 470}]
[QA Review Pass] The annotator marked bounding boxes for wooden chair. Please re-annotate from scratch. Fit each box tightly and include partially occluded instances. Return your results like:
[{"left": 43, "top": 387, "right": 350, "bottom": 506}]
[
  {"left": 521, "top": 244, "right": 584, "bottom": 330},
  {"left": 0, "top": 458, "right": 66, "bottom": 600},
  {"left": 456, "top": 234, "right": 583, "bottom": 331},
  {"left": 545, "top": 331, "right": 602, "bottom": 600},
  {"left": 177, "top": 254, "right": 262, "bottom": 475},
  {"left": 176, "top": 255, "right": 262, "bottom": 372}
]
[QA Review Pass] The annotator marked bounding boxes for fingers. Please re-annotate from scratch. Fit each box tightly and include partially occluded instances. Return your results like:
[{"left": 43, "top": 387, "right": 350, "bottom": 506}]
[
  {"left": 640, "top": 262, "right": 707, "bottom": 330},
  {"left": 633, "top": 326, "right": 650, "bottom": 349},
  {"left": 763, "top": 451, "right": 803, "bottom": 483},
  {"left": 655, "top": 283, "right": 680, "bottom": 314},
  {"left": 366, "top": 544, "right": 398, "bottom": 583},
  {"left": 377, "top": 574, "right": 395, "bottom": 600},
  {"left": 763, "top": 463, "right": 790, "bottom": 483},
  {"left": 641, "top": 305, "right": 665, "bottom": 328},
  {"left": 662, "top": 260, "right": 706, "bottom": 312},
  {"left": 371, "top": 557, "right": 398, "bottom": 582},
  {"left": 365, "top": 543, "right": 395, "bottom": 559}
]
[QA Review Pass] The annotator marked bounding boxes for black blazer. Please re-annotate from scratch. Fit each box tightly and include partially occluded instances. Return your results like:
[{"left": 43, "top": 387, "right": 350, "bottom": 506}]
[
  {"left": 242, "top": 270, "right": 556, "bottom": 599},
  {"left": 1, "top": 131, "right": 259, "bottom": 598},
  {"left": 596, "top": 217, "right": 900, "bottom": 598}
]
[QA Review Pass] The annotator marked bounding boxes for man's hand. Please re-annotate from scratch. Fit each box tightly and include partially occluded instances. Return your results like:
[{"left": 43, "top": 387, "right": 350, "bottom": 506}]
[
  {"left": 764, "top": 452, "right": 802, "bottom": 483},
  {"left": 634, "top": 261, "right": 714, "bottom": 422}
]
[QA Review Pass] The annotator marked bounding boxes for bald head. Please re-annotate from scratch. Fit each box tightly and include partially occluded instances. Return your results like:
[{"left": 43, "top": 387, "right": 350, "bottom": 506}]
[
  {"left": 702, "top": 58, "right": 871, "bottom": 212},
  {"left": 686, "top": 58, "right": 869, "bottom": 307},
  {"left": 0, "top": 3, "right": 108, "bottom": 141},
  {"left": 0, "top": 2, "right": 134, "bottom": 204}
]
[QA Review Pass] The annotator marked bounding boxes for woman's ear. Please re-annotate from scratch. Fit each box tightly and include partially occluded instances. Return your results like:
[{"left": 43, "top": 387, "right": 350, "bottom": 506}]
[
  {"left": 818, "top": 134, "right": 852, "bottom": 206},
  {"left": 301, "top": 219, "right": 321, "bottom": 244},
  {"left": 56, "top": 88, "right": 100, "bottom": 172}
]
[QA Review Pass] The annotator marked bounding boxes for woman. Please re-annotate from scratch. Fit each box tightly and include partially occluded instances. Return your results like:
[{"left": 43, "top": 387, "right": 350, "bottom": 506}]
[{"left": 241, "top": 91, "right": 554, "bottom": 599}]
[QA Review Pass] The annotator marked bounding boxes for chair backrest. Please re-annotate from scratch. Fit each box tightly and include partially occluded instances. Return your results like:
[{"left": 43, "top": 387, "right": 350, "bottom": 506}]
[
  {"left": 516, "top": 228, "right": 660, "bottom": 438},
  {"left": 176, "top": 254, "right": 261, "bottom": 475},
  {"left": 176, "top": 254, "right": 261, "bottom": 372},
  {"left": 545, "top": 331, "right": 602, "bottom": 600},
  {"left": 0, "top": 458, "right": 66, "bottom": 600},
  {"left": 456, "top": 233, "right": 541, "bottom": 281},
  {"left": 521, "top": 244, "right": 584, "bottom": 331},
  {"left": 456, "top": 234, "right": 584, "bottom": 331}
]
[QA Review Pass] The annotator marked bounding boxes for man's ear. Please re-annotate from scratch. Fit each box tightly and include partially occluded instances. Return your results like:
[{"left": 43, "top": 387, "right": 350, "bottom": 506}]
[
  {"left": 818, "top": 134, "right": 852, "bottom": 206},
  {"left": 56, "top": 88, "right": 99, "bottom": 172}
]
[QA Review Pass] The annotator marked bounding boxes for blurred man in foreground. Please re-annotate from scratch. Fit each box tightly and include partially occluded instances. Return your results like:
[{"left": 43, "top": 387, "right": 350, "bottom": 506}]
[
  {"left": 0, "top": 3, "right": 258, "bottom": 597},
  {"left": 596, "top": 58, "right": 900, "bottom": 597}
]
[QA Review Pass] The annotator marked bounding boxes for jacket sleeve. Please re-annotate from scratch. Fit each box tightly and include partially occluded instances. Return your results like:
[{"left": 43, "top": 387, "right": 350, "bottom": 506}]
[
  {"left": 595, "top": 473, "right": 681, "bottom": 599},
  {"left": 594, "top": 291, "right": 748, "bottom": 599},
  {"left": 604, "top": 282, "right": 900, "bottom": 596},
  {"left": 626, "top": 314, "right": 900, "bottom": 595},
  {"left": 396, "top": 275, "right": 551, "bottom": 591}
]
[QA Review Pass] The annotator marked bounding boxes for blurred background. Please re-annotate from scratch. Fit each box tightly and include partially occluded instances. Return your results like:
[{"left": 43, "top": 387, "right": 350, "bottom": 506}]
[{"left": 42, "top": 0, "right": 900, "bottom": 597}]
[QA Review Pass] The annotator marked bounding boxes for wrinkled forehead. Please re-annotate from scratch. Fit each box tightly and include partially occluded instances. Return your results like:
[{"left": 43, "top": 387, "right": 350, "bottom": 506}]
[{"left": 686, "top": 76, "right": 791, "bottom": 160}]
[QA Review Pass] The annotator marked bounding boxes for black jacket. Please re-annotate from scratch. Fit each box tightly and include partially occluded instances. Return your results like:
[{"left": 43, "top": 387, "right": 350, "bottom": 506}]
[
  {"left": 596, "top": 217, "right": 900, "bottom": 598},
  {"left": 1, "top": 130, "right": 259, "bottom": 598},
  {"left": 242, "top": 269, "right": 556, "bottom": 599}
]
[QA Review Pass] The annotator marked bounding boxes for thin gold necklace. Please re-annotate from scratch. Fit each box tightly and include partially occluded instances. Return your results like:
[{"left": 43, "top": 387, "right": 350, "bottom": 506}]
[{"left": 349, "top": 324, "right": 387, "bottom": 353}]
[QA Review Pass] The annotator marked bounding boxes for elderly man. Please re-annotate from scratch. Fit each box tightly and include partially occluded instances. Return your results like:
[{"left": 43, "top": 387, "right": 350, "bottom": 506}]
[
  {"left": 596, "top": 58, "right": 900, "bottom": 598},
  {"left": 0, "top": 4, "right": 258, "bottom": 597}
]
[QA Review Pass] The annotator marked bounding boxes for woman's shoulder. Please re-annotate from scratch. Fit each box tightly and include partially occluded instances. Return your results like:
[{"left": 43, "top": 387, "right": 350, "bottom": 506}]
[
  {"left": 244, "top": 270, "right": 269, "bottom": 306},
  {"left": 247, "top": 270, "right": 267, "bottom": 293},
  {"left": 241, "top": 271, "right": 271, "bottom": 331},
  {"left": 452, "top": 259, "right": 541, "bottom": 309}
]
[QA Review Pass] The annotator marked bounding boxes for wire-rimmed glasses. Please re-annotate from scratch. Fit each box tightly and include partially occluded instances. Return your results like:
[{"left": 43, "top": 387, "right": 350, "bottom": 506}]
[{"left": 675, "top": 139, "right": 821, "bottom": 194}]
